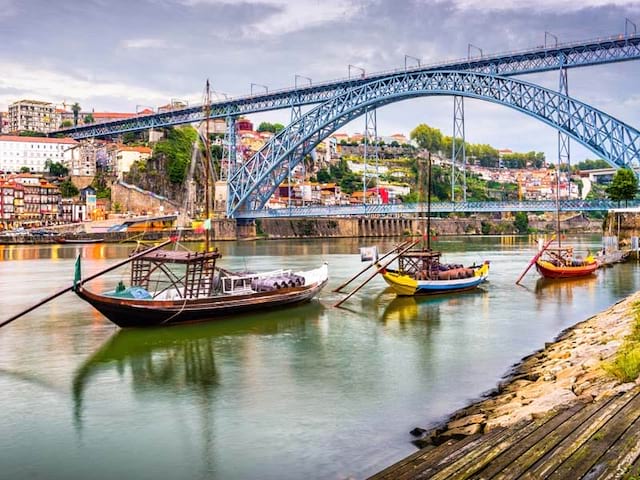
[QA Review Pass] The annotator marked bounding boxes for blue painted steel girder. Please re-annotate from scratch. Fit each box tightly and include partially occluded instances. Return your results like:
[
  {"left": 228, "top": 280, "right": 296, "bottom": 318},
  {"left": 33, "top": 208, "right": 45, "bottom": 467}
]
[
  {"left": 228, "top": 70, "right": 640, "bottom": 216},
  {"left": 235, "top": 199, "right": 639, "bottom": 219},
  {"left": 55, "top": 34, "right": 640, "bottom": 139}
]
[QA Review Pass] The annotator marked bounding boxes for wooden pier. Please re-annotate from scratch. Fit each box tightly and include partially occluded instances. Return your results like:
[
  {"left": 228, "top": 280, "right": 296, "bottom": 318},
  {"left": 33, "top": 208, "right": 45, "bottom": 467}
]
[{"left": 369, "top": 386, "right": 640, "bottom": 479}]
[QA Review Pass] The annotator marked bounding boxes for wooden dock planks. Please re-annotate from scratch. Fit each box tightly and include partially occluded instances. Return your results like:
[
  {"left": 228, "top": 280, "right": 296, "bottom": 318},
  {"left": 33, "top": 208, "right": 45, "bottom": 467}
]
[{"left": 369, "top": 387, "right": 640, "bottom": 480}]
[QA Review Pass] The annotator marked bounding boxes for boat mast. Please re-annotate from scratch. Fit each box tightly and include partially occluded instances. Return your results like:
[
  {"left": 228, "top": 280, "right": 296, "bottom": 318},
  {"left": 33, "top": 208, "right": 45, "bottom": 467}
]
[
  {"left": 427, "top": 151, "right": 432, "bottom": 251},
  {"left": 204, "top": 79, "right": 212, "bottom": 252},
  {"left": 556, "top": 162, "right": 561, "bottom": 249}
]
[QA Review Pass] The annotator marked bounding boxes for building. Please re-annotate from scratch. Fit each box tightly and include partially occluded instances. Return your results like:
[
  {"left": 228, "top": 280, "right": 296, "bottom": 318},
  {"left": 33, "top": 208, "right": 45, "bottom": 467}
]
[
  {"left": 0, "top": 135, "right": 77, "bottom": 174},
  {"left": 65, "top": 139, "right": 106, "bottom": 177},
  {"left": 3, "top": 174, "right": 61, "bottom": 226},
  {"left": 110, "top": 144, "right": 152, "bottom": 179},
  {"left": 0, "top": 112, "right": 8, "bottom": 133},
  {"left": 8, "top": 100, "right": 58, "bottom": 133}
]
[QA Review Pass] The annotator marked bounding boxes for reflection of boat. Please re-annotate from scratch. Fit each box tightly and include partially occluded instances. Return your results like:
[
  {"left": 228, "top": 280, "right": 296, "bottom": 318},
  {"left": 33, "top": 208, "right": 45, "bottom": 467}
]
[
  {"left": 72, "top": 302, "right": 320, "bottom": 425},
  {"left": 534, "top": 275, "right": 596, "bottom": 295},
  {"left": 535, "top": 246, "right": 598, "bottom": 279},
  {"left": 57, "top": 237, "right": 104, "bottom": 244},
  {"left": 74, "top": 241, "right": 328, "bottom": 327}
]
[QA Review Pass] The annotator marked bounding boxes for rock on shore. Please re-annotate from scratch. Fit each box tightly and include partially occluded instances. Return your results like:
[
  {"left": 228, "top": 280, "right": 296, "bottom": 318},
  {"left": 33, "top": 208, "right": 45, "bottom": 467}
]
[{"left": 415, "top": 291, "right": 640, "bottom": 447}]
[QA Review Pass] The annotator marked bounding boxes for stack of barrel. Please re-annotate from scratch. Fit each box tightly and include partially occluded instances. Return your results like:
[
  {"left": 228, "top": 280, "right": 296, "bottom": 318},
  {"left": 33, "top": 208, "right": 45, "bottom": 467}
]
[{"left": 251, "top": 273, "right": 306, "bottom": 292}]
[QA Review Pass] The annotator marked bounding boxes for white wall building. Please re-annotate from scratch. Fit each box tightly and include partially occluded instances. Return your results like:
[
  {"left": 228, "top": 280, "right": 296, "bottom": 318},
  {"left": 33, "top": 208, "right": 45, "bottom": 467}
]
[
  {"left": 111, "top": 145, "right": 152, "bottom": 179},
  {"left": 0, "top": 136, "right": 77, "bottom": 173}
]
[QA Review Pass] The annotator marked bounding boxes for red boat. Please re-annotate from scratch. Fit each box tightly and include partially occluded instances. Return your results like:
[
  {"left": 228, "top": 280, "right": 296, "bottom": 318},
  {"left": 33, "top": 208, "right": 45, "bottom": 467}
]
[{"left": 535, "top": 247, "right": 599, "bottom": 279}]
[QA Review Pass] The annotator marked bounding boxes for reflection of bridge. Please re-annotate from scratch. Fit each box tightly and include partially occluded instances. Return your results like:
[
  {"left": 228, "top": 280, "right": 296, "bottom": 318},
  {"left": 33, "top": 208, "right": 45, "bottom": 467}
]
[
  {"left": 235, "top": 199, "right": 640, "bottom": 219},
  {"left": 53, "top": 33, "right": 640, "bottom": 218}
]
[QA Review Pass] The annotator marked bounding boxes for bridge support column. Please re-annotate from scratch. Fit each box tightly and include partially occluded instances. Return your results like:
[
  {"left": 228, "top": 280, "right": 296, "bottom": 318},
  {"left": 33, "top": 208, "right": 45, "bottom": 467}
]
[
  {"left": 558, "top": 63, "right": 571, "bottom": 197},
  {"left": 224, "top": 116, "right": 237, "bottom": 217},
  {"left": 289, "top": 103, "right": 303, "bottom": 208},
  {"left": 452, "top": 95, "right": 467, "bottom": 202},
  {"left": 364, "top": 107, "right": 380, "bottom": 206}
]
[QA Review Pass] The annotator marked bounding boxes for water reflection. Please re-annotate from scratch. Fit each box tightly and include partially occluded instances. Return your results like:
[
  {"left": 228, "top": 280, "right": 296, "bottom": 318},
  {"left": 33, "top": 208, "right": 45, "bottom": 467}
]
[
  {"left": 534, "top": 276, "right": 597, "bottom": 298},
  {"left": 72, "top": 302, "right": 324, "bottom": 423}
]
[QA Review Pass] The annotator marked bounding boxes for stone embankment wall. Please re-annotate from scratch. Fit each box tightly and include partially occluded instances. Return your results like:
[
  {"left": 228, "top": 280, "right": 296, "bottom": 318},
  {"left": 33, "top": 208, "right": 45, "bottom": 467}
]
[
  {"left": 258, "top": 213, "right": 601, "bottom": 239},
  {"left": 111, "top": 182, "right": 180, "bottom": 215}
]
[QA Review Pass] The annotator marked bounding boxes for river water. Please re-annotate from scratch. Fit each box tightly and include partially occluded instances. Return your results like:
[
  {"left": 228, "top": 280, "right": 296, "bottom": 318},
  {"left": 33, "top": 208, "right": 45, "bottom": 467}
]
[{"left": 0, "top": 235, "right": 638, "bottom": 480}]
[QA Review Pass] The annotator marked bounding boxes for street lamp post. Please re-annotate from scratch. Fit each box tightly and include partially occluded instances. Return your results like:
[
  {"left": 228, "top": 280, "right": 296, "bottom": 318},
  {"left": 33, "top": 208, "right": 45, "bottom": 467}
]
[
  {"left": 404, "top": 54, "right": 421, "bottom": 70},
  {"left": 348, "top": 64, "right": 365, "bottom": 79},
  {"left": 294, "top": 75, "right": 312, "bottom": 88},
  {"left": 250, "top": 83, "right": 268, "bottom": 95}
]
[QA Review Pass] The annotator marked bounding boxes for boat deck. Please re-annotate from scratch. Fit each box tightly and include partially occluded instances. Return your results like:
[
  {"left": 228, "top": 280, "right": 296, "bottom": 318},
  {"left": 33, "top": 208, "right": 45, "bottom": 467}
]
[{"left": 369, "top": 386, "right": 640, "bottom": 480}]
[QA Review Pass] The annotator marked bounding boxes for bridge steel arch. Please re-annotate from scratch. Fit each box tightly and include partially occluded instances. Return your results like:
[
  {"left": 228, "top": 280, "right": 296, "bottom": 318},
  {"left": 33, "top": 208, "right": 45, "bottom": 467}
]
[{"left": 227, "top": 70, "right": 640, "bottom": 216}]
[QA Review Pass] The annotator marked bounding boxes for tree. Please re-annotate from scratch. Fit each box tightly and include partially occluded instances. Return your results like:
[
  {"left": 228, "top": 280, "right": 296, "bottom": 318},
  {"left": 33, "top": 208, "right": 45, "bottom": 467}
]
[
  {"left": 60, "top": 120, "right": 73, "bottom": 128},
  {"left": 83, "top": 113, "right": 94, "bottom": 124},
  {"left": 607, "top": 168, "right": 638, "bottom": 206},
  {"left": 514, "top": 212, "right": 529, "bottom": 234},
  {"left": 59, "top": 180, "right": 79, "bottom": 197},
  {"left": 410, "top": 124, "right": 443, "bottom": 152},
  {"left": 71, "top": 103, "right": 81, "bottom": 126},
  {"left": 19, "top": 166, "right": 31, "bottom": 173},
  {"left": 44, "top": 159, "right": 68, "bottom": 177},
  {"left": 316, "top": 168, "right": 331, "bottom": 183}
]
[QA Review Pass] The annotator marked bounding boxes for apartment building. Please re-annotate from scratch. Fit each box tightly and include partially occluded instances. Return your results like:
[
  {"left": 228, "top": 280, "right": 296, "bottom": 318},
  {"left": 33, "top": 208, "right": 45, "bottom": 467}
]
[
  {"left": 0, "top": 135, "right": 77, "bottom": 173},
  {"left": 8, "top": 100, "right": 58, "bottom": 133}
]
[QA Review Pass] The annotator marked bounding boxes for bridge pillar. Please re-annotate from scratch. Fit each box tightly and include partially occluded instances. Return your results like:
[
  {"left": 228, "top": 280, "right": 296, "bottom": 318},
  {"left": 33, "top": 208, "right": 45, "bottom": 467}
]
[
  {"left": 558, "top": 63, "right": 571, "bottom": 197},
  {"left": 363, "top": 107, "right": 380, "bottom": 206},
  {"left": 224, "top": 116, "right": 237, "bottom": 217},
  {"left": 452, "top": 95, "right": 467, "bottom": 202}
]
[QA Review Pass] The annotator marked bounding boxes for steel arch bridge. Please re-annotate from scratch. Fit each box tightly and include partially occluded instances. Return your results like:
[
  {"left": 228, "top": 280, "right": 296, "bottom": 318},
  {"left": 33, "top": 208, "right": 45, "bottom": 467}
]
[
  {"left": 54, "top": 34, "right": 640, "bottom": 139},
  {"left": 227, "top": 70, "right": 640, "bottom": 216}
]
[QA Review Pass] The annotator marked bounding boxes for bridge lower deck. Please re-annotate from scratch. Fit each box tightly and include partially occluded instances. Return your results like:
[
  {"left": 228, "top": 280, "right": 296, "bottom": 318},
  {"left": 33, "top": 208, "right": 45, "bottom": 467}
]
[{"left": 369, "top": 386, "right": 640, "bottom": 480}]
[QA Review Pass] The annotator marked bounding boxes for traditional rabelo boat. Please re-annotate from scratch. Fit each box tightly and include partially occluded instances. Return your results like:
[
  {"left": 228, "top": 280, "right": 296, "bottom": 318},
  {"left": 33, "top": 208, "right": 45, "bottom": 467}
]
[
  {"left": 333, "top": 152, "right": 489, "bottom": 306},
  {"left": 534, "top": 245, "right": 598, "bottom": 279},
  {"left": 73, "top": 239, "right": 328, "bottom": 327},
  {"left": 381, "top": 152, "right": 489, "bottom": 296},
  {"left": 379, "top": 249, "right": 490, "bottom": 296},
  {"left": 56, "top": 237, "right": 104, "bottom": 244},
  {"left": 73, "top": 80, "right": 328, "bottom": 328},
  {"left": 517, "top": 168, "right": 598, "bottom": 284}
]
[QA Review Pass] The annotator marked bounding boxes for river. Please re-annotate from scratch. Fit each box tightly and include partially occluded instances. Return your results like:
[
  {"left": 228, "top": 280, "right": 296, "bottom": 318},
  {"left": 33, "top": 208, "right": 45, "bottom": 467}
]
[{"left": 0, "top": 235, "right": 638, "bottom": 480}]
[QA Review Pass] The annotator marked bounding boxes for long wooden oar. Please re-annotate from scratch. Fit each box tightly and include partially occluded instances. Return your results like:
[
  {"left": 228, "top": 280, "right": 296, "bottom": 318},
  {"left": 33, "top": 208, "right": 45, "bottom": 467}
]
[
  {"left": 334, "top": 239, "right": 420, "bottom": 308},
  {"left": 515, "top": 235, "right": 556, "bottom": 285},
  {"left": 332, "top": 239, "right": 411, "bottom": 293},
  {"left": 0, "top": 238, "right": 175, "bottom": 329}
]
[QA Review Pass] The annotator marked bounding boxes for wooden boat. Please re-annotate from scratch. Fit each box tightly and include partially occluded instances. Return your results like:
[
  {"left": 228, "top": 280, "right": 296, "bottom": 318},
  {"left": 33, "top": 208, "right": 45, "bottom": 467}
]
[
  {"left": 535, "top": 246, "right": 598, "bottom": 279},
  {"left": 596, "top": 236, "right": 630, "bottom": 267},
  {"left": 596, "top": 249, "right": 630, "bottom": 267},
  {"left": 380, "top": 248, "right": 490, "bottom": 296},
  {"left": 520, "top": 168, "right": 598, "bottom": 283},
  {"left": 56, "top": 237, "right": 104, "bottom": 244},
  {"left": 377, "top": 151, "right": 489, "bottom": 297},
  {"left": 73, "top": 243, "right": 328, "bottom": 328}
]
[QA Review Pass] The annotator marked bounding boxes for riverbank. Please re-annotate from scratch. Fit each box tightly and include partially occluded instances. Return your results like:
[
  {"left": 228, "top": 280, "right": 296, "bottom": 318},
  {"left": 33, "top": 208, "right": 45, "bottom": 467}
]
[
  {"left": 0, "top": 212, "right": 602, "bottom": 244},
  {"left": 412, "top": 290, "right": 640, "bottom": 448}
]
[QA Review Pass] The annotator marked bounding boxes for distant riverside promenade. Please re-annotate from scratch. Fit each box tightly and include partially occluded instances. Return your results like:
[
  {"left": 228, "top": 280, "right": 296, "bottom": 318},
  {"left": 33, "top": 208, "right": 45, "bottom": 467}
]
[{"left": 0, "top": 213, "right": 602, "bottom": 244}]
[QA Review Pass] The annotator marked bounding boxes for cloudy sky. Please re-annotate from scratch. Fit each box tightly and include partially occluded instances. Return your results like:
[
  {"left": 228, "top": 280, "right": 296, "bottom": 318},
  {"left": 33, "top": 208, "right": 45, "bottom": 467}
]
[{"left": 3, "top": 0, "right": 640, "bottom": 162}]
